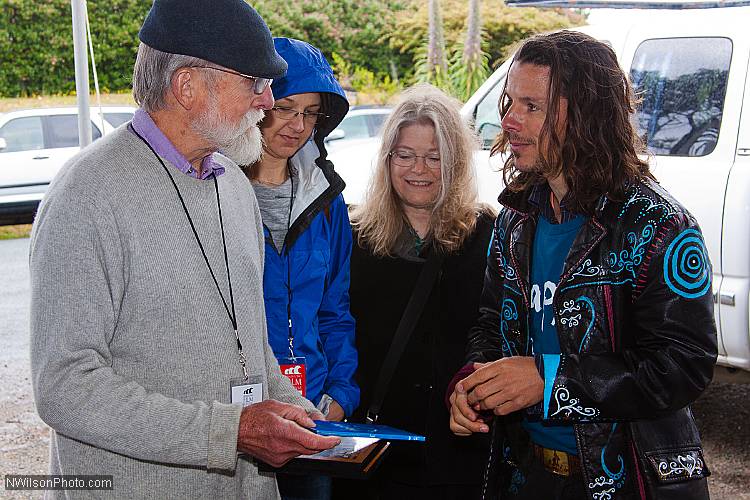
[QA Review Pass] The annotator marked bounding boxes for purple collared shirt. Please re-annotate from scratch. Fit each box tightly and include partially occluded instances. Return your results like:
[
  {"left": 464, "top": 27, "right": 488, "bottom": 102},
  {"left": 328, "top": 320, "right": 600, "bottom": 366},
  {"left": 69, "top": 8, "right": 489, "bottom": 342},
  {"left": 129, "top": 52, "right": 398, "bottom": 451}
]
[{"left": 130, "top": 108, "right": 225, "bottom": 180}]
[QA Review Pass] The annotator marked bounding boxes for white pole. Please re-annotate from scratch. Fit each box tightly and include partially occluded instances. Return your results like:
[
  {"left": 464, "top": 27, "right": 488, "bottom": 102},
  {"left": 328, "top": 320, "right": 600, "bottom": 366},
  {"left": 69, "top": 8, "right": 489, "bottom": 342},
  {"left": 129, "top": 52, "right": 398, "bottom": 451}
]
[{"left": 71, "top": 0, "right": 92, "bottom": 148}]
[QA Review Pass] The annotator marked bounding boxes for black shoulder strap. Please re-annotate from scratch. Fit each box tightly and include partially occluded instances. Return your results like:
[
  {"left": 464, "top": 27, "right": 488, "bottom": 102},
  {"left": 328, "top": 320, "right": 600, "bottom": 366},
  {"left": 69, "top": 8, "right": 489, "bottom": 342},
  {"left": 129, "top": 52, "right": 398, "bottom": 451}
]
[{"left": 366, "top": 249, "right": 445, "bottom": 423}]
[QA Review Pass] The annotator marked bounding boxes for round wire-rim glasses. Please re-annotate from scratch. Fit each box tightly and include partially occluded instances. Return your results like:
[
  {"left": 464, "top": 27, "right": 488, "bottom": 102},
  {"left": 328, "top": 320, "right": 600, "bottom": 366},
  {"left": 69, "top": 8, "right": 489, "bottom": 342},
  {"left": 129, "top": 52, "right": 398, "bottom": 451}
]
[{"left": 388, "top": 149, "right": 442, "bottom": 169}]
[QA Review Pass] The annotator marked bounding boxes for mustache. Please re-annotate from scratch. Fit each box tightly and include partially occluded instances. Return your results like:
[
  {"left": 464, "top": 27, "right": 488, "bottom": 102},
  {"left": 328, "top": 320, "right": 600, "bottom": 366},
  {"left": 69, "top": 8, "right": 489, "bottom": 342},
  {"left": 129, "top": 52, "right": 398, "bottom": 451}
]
[
  {"left": 506, "top": 132, "right": 536, "bottom": 145},
  {"left": 238, "top": 109, "right": 265, "bottom": 133}
]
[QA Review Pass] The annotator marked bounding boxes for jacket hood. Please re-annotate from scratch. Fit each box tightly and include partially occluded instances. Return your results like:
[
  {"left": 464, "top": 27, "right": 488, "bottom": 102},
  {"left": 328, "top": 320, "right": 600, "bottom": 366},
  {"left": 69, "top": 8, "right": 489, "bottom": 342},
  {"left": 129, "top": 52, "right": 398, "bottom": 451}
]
[{"left": 271, "top": 38, "right": 349, "bottom": 164}]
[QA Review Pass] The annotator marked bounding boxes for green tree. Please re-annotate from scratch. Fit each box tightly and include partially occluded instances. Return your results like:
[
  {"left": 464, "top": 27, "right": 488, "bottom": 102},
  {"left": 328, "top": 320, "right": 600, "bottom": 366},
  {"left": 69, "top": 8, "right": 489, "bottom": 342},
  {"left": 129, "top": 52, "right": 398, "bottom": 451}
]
[
  {"left": 0, "top": 0, "right": 148, "bottom": 97},
  {"left": 252, "top": 0, "right": 411, "bottom": 83},
  {"left": 391, "top": 0, "right": 582, "bottom": 73},
  {"left": 450, "top": 0, "right": 490, "bottom": 101}
]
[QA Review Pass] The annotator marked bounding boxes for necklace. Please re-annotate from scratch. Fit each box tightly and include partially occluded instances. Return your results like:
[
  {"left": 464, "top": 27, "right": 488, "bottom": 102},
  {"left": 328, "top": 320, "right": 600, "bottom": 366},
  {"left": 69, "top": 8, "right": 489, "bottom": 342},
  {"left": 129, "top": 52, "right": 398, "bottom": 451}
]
[{"left": 254, "top": 176, "right": 289, "bottom": 187}]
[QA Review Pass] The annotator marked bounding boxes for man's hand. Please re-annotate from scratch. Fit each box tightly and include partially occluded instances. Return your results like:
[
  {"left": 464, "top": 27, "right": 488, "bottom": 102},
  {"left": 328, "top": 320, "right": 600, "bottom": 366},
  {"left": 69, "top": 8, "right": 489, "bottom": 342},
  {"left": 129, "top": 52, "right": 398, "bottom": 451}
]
[
  {"left": 449, "top": 381, "right": 490, "bottom": 436},
  {"left": 463, "top": 357, "right": 544, "bottom": 416},
  {"left": 237, "top": 400, "right": 340, "bottom": 467}
]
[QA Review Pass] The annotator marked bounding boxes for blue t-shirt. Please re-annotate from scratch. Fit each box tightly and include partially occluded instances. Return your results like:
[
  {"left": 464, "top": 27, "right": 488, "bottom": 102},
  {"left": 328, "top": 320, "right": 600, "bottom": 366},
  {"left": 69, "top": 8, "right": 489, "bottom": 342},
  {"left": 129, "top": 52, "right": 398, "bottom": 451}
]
[{"left": 522, "top": 213, "right": 586, "bottom": 455}]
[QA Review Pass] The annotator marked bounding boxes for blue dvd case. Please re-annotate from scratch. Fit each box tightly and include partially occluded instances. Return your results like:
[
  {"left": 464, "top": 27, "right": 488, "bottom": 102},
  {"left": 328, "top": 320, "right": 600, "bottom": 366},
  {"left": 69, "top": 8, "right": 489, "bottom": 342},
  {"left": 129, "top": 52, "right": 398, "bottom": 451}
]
[{"left": 311, "top": 421, "right": 426, "bottom": 442}]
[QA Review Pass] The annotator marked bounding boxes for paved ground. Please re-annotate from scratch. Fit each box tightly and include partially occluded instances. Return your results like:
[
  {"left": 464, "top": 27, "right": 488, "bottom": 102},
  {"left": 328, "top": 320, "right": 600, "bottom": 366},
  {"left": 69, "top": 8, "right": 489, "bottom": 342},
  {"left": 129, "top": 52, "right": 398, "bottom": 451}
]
[{"left": 1, "top": 237, "right": 749, "bottom": 498}]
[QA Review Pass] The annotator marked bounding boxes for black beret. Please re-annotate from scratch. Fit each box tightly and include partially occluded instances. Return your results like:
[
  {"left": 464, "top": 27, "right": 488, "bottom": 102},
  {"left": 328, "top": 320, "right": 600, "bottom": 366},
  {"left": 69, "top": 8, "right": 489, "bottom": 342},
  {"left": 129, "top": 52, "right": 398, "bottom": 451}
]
[{"left": 138, "top": 0, "right": 288, "bottom": 79}]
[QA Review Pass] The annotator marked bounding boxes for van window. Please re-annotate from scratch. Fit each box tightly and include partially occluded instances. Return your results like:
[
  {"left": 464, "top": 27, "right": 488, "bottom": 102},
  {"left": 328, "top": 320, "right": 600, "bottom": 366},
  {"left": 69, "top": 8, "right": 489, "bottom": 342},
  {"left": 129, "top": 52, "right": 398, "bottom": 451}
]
[
  {"left": 339, "top": 115, "right": 370, "bottom": 140},
  {"left": 367, "top": 113, "right": 389, "bottom": 136},
  {"left": 46, "top": 115, "right": 102, "bottom": 149},
  {"left": 0, "top": 117, "right": 44, "bottom": 153},
  {"left": 630, "top": 37, "right": 731, "bottom": 157},
  {"left": 474, "top": 79, "right": 505, "bottom": 150}
]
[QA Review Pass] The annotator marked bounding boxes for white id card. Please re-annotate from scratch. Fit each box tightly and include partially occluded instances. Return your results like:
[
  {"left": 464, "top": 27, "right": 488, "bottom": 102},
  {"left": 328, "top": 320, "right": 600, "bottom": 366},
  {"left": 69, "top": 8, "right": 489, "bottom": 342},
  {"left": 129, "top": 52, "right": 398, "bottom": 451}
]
[{"left": 230, "top": 376, "right": 264, "bottom": 407}]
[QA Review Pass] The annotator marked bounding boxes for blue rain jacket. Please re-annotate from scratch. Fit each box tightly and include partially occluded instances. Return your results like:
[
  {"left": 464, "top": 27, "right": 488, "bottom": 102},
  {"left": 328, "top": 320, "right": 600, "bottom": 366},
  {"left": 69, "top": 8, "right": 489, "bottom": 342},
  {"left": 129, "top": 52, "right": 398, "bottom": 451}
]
[{"left": 259, "top": 38, "right": 358, "bottom": 416}]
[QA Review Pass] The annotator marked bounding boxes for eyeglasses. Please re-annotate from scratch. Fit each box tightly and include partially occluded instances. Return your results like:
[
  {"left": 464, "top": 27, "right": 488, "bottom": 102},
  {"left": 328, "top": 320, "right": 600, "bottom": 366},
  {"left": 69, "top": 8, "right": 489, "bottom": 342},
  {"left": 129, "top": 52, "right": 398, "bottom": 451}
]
[
  {"left": 388, "top": 149, "right": 441, "bottom": 170},
  {"left": 272, "top": 106, "right": 329, "bottom": 125},
  {"left": 194, "top": 66, "right": 272, "bottom": 95}
]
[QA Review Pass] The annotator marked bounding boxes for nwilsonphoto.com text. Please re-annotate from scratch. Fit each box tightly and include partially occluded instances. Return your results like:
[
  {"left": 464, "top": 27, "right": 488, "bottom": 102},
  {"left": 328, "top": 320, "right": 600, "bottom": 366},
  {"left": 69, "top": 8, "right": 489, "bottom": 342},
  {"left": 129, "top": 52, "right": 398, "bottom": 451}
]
[{"left": 4, "top": 474, "right": 113, "bottom": 491}]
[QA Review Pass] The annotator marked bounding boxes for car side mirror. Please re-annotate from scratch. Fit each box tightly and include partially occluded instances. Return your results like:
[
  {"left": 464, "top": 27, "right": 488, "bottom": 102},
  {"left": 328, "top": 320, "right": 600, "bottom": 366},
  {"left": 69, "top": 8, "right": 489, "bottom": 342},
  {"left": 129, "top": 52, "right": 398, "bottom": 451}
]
[
  {"left": 0, "top": 137, "right": 6, "bottom": 151},
  {"left": 325, "top": 129, "right": 346, "bottom": 143}
]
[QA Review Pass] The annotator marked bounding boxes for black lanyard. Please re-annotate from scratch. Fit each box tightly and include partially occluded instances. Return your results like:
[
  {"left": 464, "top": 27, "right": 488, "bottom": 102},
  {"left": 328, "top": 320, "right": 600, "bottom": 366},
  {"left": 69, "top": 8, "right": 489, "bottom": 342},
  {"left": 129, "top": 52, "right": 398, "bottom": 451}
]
[
  {"left": 286, "top": 169, "right": 295, "bottom": 359},
  {"left": 132, "top": 127, "right": 248, "bottom": 380}
]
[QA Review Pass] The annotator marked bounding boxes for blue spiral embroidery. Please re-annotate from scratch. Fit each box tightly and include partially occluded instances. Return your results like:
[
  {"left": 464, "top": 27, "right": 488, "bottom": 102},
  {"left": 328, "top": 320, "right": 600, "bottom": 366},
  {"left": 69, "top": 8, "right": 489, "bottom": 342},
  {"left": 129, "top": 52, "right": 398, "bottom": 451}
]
[
  {"left": 664, "top": 229, "right": 710, "bottom": 299},
  {"left": 500, "top": 299, "right": 518, "bottom": 356}
]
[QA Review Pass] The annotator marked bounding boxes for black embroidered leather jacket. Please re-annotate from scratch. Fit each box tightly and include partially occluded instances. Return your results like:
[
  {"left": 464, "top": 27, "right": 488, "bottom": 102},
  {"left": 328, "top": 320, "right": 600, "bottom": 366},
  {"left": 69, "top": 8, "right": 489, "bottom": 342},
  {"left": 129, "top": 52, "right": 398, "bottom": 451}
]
[{"left": 467, "top": 179, "right": 717, "bottom": 500}]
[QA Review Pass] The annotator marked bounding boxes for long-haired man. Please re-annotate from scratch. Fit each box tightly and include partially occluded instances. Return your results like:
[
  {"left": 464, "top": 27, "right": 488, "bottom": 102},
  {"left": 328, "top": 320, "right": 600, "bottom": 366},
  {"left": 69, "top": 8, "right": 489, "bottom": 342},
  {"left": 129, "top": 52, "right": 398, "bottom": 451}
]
[{"left": 448, "top": 30, "right": 716, "bottom": 500}]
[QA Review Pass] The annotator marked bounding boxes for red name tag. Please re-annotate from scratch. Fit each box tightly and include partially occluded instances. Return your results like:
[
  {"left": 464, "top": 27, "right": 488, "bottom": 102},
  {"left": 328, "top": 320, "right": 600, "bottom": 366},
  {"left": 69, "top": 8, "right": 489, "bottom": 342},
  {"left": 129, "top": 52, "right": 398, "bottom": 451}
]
[{"left": 279, "top": 357, "right": 306, "bottom": 397}]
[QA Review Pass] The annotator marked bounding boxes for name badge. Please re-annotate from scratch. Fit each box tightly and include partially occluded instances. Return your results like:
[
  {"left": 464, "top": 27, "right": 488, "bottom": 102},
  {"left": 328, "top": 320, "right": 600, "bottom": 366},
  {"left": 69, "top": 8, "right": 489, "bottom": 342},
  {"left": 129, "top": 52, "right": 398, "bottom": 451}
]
[
  {"left": 230, "top": 375, "right": 264, "bottom": 407},
  {"left": 279, "top": 356, "right": 306, "bottom": 397}
]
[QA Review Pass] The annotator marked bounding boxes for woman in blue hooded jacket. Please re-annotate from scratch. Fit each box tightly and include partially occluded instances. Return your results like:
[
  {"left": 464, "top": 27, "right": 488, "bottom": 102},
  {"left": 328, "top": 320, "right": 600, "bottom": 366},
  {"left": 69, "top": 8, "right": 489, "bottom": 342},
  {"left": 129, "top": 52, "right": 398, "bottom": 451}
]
[{"left": 225, "top": 38, "right": 358, "bottom": 499}]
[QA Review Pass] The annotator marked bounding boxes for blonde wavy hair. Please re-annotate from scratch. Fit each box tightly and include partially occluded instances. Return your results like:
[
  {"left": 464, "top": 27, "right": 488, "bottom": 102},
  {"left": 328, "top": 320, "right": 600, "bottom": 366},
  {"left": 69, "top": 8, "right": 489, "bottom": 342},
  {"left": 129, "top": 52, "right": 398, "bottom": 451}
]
[{"left": 351, "top": 84, "right": 488, "bottom": 257}]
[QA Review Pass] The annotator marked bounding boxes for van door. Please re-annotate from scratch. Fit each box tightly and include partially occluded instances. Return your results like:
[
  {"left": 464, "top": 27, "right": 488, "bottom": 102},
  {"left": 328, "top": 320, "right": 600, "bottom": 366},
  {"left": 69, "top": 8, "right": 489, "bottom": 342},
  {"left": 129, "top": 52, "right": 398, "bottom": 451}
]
[
  {"left": 718, "top": 44, "right": 750, "bottom": 371},
  {"left": 619, "top": 17, "right": 748, "bottom": 358}
]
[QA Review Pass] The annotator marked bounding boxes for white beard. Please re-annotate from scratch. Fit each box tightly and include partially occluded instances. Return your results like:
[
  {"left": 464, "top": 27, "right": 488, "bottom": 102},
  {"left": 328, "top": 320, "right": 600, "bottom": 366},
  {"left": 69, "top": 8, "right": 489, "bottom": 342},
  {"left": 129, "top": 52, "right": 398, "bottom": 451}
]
[
  {"left": 192, "top": 96, "right": 265, "bottom": 167},
  {"left": 220, "top": 122, "right": 264, "bottom": 167}
]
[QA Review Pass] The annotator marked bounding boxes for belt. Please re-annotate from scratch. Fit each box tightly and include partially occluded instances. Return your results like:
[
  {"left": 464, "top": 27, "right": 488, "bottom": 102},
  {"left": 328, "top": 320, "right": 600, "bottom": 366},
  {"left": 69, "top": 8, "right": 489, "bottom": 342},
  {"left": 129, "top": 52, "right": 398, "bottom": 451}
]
[{"left": 532, "top": 443, "right": 582, "bottom": 477}]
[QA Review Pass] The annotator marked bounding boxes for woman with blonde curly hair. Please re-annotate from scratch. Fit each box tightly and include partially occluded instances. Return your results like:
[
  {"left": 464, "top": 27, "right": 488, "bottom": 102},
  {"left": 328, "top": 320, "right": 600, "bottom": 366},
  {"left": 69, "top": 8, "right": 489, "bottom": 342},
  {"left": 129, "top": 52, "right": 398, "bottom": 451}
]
[{"left": 342, "top": 84, "right": 495, "bottom": 499}]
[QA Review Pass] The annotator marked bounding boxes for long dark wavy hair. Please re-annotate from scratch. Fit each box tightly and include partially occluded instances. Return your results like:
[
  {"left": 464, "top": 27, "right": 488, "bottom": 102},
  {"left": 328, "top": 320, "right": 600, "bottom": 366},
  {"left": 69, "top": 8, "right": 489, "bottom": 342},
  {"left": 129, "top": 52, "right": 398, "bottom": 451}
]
[{"left": 491, "top": 30, "right": 653, "bottom": 214}]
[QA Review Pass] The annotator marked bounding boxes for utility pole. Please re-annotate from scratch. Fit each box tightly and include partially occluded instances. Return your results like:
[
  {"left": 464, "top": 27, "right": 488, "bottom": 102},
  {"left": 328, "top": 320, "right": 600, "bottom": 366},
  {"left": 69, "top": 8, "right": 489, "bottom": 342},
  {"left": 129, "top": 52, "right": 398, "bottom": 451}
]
[{"left": 71, "top": 0, "right": 92, "bottom": 147}]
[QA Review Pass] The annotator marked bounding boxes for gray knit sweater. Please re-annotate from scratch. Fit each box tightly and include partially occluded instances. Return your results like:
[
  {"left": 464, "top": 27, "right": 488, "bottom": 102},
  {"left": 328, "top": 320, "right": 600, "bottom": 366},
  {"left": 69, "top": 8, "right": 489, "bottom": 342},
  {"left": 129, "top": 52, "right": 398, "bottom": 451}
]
[{"left": 29, "top": 126, "right": 314, "bottom": 499}]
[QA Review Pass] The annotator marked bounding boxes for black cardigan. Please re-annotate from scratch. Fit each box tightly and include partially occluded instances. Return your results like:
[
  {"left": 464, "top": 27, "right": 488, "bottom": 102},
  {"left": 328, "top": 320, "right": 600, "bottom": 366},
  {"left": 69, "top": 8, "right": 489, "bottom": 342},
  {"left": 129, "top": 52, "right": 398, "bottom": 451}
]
[{"left": 349, "top": 211, "right": 494, "bottom": 487}]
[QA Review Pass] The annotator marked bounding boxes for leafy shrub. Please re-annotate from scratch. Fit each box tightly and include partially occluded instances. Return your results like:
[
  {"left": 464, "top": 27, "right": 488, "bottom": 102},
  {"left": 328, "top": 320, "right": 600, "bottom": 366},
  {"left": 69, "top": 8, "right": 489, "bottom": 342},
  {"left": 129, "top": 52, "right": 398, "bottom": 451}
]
[{"left": 0, "top": 0, "right": 147, "bottom": 96}]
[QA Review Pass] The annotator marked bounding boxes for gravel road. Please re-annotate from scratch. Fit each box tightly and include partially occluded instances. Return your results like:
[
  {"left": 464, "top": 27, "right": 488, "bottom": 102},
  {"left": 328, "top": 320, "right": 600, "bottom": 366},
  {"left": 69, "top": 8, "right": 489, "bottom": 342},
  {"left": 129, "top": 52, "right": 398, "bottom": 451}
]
[{"left": 1, "top": 237, "right": 748, "bottom": 498}]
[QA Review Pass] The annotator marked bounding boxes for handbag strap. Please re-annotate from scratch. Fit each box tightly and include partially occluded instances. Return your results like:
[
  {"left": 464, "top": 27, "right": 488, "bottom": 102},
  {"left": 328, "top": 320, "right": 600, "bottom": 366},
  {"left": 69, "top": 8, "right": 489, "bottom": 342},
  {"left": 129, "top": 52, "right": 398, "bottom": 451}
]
[{"left": 366, "top": 249, "right": 445, "bottom": 423}]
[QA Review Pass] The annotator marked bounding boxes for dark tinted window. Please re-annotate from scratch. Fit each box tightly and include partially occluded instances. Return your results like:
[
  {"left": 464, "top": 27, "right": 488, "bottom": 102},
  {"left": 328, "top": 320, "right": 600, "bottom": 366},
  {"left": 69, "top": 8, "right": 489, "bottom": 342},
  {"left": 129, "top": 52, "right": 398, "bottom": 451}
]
[
  {"left": 631, "top": 37, "right": 731, "bottom": 157},
  {"left": 0, "top": 117, "right": 44, "bottom": 152},
  {"left": 104, "top": 112, "right": 133, "bottom": 128},
  {"left": 46, "top": 115, "right": 102, "bottom": 148}
]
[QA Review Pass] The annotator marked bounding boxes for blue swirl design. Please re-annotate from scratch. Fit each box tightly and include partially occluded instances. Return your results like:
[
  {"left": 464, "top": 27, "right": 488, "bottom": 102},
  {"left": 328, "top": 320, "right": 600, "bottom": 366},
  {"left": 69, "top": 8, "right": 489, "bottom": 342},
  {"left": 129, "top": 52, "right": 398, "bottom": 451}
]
[
  {"left": 576, "top": 296, "right": 596, "bottom": 353},
  {"left": 664, "top": 229, "right": 710, "bottom": 299},
  {"left": 500, "top": 299, "right": 518, "bottom": 356},
  {"left": 607, "top": 224, "right": 654, "bottom": 279},
  {"left": 495, "top": 227, "right": 518, "bottom": 282},
  {"left": 601, "top": 423, "right": 625, "bottom": 483}
]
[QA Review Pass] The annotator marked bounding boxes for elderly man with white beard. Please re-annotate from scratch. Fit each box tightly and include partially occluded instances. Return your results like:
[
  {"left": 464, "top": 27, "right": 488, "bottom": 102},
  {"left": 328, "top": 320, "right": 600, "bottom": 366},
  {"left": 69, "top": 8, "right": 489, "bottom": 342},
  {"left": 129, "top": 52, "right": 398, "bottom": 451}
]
[{"left": 28, "top": 1, "right": 339, "bottom": 499}]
